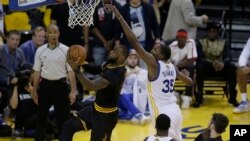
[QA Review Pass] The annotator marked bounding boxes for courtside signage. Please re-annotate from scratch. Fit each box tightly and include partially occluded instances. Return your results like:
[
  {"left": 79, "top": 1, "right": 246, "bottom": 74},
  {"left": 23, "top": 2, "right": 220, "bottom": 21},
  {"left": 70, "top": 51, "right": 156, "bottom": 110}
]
[{"left": 9, "top": 0, "right": 65, "bottom": 11}]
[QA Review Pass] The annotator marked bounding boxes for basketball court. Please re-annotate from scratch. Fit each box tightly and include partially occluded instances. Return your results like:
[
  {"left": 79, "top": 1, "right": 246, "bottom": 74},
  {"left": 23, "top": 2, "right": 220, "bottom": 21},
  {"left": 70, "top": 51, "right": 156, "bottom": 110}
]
[
  {"left": 0, "top": 85, "right": 249, "bottom": 140},
  {"left": 0, "top": 0, "right": 249, "bottom": 140},
  {"left": 73, "top": 86, "right": 250, "bottom": 141}
]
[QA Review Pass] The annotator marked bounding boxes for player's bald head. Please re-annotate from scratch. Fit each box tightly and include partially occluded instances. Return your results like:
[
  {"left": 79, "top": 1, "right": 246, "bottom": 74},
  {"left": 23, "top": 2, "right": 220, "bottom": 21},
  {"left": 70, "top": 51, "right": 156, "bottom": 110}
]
[{"left": 47, "top": 24, "right": 59, "bottom": 32}]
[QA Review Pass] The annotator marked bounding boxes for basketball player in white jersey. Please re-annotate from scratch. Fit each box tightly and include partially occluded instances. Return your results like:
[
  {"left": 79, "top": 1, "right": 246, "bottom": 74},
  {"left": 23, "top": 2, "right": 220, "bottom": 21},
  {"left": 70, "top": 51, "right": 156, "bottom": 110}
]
[
  {"left": 144, "top": 114, "right": 177, "bottom": 141},
  {"left": 106, "top": 5, "right": 193, "bottom": 141}
]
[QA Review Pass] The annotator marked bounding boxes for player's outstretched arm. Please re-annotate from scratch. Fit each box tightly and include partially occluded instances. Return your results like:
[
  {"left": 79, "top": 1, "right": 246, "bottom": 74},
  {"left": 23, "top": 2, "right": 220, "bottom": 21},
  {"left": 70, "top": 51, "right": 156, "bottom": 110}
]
[
  {"left": 175, "top": 66, "right": 193, "bottom": 86},
  {"left": 105, "top": 4, "right": 156, "bottom": 66}
]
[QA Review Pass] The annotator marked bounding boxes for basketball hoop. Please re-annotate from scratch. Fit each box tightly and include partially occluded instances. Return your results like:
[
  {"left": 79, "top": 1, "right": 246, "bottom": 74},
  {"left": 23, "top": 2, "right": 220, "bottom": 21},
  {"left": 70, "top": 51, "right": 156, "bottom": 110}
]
[{"left": 67, "top": 0, "right": 100, "bottom": 28}]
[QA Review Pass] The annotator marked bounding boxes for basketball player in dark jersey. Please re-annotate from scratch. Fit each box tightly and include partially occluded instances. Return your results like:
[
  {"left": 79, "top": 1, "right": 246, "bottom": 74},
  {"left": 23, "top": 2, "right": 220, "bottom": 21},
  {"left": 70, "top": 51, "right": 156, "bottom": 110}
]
[{"left": 60, "top": 45, "right": 128, "bottom": 141}]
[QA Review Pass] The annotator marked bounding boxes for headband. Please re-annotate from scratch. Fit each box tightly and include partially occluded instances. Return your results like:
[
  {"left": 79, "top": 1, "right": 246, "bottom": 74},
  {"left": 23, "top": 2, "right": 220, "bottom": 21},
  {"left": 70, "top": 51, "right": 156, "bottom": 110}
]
[{"left": 176, "top": 31, "right": 188, "bottom": 38}]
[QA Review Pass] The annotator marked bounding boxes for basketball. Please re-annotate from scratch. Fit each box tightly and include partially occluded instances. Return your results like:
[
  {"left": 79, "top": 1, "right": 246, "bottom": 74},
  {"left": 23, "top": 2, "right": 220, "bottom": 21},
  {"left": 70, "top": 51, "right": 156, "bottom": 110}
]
[
  {"left": 56, "top": 0, "right": 65, "bottom": 3},
  {"left": 68, "top": 45, "right": 86, "bottom": 65}
]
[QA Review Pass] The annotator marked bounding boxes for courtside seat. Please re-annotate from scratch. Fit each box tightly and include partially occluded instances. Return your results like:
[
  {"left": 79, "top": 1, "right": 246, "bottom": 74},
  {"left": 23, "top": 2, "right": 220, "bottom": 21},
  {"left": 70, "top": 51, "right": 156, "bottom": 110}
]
[
  {"left": 202, "top": 78, "right": 228, "bottom": 97},
  {"left": 174, "top": 79, "right": 187, "bottom": 94},
  {"left": 174, "top": 77, "right": 228, "bottom": 97}
]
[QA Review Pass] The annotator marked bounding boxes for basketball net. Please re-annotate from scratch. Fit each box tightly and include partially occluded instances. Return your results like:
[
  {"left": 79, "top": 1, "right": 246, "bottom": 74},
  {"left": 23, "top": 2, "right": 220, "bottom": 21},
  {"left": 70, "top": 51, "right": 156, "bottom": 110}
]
[{"left": 67, "top": 0, "right": 100, "bottom": 28}]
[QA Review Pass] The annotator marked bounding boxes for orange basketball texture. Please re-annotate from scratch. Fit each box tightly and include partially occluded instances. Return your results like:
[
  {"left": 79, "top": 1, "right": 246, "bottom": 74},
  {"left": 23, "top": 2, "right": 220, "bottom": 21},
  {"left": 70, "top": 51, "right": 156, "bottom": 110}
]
[
  {"left": 56, "top": 0, "right": 65, "bottom": 3},
  {"left": 68, "top": 45, "right": 86, "bottom": 65}
]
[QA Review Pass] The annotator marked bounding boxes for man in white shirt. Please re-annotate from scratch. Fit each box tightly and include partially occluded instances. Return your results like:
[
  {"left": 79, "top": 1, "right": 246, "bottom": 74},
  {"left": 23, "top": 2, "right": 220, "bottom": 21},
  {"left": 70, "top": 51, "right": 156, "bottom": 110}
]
[
  {"left": 32, "top": 24, "right": 77, "bottom": 140},
  {"left": 169, "top": 29, "right": 197, "bottom": 109},
  {"left": 233, "top": 38, "right": 250, "bottom": 113},
  {"left": 119, "top": 49, "right": 149, "bottom": 124}
]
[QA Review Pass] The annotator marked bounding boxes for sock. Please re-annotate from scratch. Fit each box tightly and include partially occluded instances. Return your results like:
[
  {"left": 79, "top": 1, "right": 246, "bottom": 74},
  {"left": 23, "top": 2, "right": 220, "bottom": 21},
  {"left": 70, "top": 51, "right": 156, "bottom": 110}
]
[{"left": 241, "top": 93, "right": 248, "bottom": 101}]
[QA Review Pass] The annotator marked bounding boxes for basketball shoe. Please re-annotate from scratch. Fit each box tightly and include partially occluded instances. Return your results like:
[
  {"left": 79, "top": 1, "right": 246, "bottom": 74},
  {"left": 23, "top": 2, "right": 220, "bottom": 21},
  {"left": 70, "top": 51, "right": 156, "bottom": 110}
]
[
  {"left": 233, "top": 101, "right": 250, "bottom": 114},
  {"left": 181, "top": 95, "right": 192, "bottom": 109},
  {"left": 130, "top": 113, "right": 150, "bottom": 125}
]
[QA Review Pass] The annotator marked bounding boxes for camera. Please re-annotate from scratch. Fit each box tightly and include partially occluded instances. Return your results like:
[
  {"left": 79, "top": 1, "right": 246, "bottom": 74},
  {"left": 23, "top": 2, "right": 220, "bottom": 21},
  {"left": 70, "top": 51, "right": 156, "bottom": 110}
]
[
  {"left": 15, "top": 69, "right": 33, "bottom": 78},
  {"left": 14, "top": 64, "right": 33, "bottom": 87}
]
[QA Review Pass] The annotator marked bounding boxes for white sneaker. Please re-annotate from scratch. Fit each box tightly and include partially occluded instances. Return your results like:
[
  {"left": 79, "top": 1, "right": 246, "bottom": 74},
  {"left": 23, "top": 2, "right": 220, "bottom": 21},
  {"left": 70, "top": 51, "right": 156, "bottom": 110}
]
[
  {"left": 233, "top": 101, "right": 250, "bottom": 114},
  {"left": 174, "top": 91, "right": 181, "bottom": 105},
  {"left": 181, "top": 95, "right": 192, "bottom": 109},
  {"left": 130, "top": 113, "right": 150, "bottom": 125}
]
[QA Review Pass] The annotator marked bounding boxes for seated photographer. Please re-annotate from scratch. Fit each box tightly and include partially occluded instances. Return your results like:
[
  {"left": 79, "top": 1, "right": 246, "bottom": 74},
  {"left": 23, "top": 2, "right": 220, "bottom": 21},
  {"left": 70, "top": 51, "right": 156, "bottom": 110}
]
[
  {"left": 10, "top": 64, "right": 35, "bottom": 135},
  {"left": 9, "top": 64, "right": 56, "bottom": 138}
]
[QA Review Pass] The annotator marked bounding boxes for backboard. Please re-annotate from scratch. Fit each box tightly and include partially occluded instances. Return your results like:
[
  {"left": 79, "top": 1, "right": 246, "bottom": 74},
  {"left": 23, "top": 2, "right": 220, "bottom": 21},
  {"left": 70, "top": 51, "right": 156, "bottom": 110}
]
[{"left": 9, "top": 0, "right": 65, "bottom": 11}]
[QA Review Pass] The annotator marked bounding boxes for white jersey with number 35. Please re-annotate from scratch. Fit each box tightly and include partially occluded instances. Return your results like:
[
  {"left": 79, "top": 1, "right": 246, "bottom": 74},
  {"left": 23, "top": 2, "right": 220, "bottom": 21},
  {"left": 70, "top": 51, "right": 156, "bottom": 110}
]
[{"left": 148, "top": 60, "right": 177, "bottom": 116}]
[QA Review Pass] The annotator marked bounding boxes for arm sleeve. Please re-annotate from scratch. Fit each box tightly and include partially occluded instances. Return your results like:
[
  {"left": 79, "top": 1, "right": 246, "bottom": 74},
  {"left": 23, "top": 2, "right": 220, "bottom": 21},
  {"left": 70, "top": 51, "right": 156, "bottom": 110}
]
[
  {"left": 20, "top": 49, "right": 26, "bottom": 67},
  {"left": 181, "top": 0, "right": 203, "bottom": 27},
  {"left": 238, "top": 38, "right": 250, "bottom": 67},
  {"left": 187, "top": 39, "right": 198, "bottom": 59},
  {"left": 33, "top": 49, "right": 42, "bottom": 71},
  {"left": 222, "top": 41, "right": 232, "bottom": 65},
  {"left": 148, "top": 4, "right": 160, "bottom": 39}
]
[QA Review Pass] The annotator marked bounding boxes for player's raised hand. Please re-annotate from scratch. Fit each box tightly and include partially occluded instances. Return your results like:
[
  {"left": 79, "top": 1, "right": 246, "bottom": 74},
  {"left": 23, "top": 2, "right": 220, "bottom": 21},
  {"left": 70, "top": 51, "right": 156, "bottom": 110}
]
[
  {"left": 181, "top": 69, "right": 190, "bottom": 77},
  {"left": 66, "top": 50, "right": 80, "bottom": 71},
  {"left": 104, "top": 4, "right": 122, "bottom": 20}
]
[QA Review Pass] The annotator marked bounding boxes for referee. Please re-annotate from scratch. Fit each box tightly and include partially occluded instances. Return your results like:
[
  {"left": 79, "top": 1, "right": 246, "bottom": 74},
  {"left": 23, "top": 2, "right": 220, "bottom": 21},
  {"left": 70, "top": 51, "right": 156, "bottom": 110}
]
[{"left": 32, "top": 24, "right": 77, "bottom": 141}]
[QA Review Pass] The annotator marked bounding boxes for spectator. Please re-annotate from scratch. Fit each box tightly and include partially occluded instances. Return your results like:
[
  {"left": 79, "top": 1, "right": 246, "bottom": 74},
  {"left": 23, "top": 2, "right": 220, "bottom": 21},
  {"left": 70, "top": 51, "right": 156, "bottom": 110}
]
[
  {"left": 10, "top": 64, "right": 36, "bottom": 135},
  {"left": 194, "top": 21, "right": 238, "bottom": 108},
  {"left": 233, "top": 37, "right": 250, "bottom": 113},
  {"left": 0, "top": 30, "right": 25, "bottom": 116},
  {"left": 118, "top": 49, "right": 149, "bottom": 124},
  {"left": 89, "top": 0, "right": 121, "bottom": 65},
  {"left": 115, "top": 0, "right": 161, "bottom": 68},
  {"left": 20, "top": 26, "right": 46, "bottom": 65},
  {"left": 162, "top": 0, "right": 208, "bottom": 40},
  {"left": 32, "top": 24, "right": 77, "bottom": 141},
  {"left": 144, "top": 114, "right": 177, "bottom": 141},
  {"left": 169, "top": 29, "right": 197, "bottom": 109},
  {"left": 194, "top": 113, "right": 229, "bottom": 141},
  {"left": 157, "top": 0, "right": 171, "bottom": 36},
  {"left": 0, "top": 2, "right": 5, "bottom": 45}
]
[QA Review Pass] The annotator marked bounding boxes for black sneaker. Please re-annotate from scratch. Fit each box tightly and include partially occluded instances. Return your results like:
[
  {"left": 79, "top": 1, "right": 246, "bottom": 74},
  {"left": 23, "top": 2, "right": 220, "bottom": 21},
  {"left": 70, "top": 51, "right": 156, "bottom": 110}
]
[
  {"left": 192, "top": 101, "right": 200, "bottom": 108},
  {"left": 228, "top": 99, "right": 239, "bottom": 107}
]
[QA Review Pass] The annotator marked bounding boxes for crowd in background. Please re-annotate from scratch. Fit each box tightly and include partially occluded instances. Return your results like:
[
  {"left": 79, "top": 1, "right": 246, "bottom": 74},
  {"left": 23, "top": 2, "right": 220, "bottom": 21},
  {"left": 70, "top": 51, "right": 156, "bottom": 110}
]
[{"left": 0, "top": 0, "right": 249, "bottom": 140}]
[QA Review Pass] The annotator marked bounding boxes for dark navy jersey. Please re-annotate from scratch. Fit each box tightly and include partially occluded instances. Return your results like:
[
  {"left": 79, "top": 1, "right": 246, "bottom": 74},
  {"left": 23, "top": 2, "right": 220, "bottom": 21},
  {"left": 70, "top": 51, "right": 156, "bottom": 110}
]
[
  {"left": 14, "top": 88, "right": 37, "bottom": 130},
  {"left": 95, "top": 63, "right": 126, "bottom": 108}
]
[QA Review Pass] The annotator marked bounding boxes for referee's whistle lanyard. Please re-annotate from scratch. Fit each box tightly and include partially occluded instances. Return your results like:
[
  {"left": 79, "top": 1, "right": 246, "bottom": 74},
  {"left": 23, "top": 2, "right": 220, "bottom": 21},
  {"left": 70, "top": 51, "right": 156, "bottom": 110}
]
[{"left": 4, "top": 45, "right": 17, "bottom": 77}]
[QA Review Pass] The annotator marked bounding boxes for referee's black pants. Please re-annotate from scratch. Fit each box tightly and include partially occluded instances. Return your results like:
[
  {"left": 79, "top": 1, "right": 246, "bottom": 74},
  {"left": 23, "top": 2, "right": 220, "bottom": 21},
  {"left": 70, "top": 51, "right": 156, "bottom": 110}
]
[{"left": 35, "top": 78, "right": 71, "bottom": 141}]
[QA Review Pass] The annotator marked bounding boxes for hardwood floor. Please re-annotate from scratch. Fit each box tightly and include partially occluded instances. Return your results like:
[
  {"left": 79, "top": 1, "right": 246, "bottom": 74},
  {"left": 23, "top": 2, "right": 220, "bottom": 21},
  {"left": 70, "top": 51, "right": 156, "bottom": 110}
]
[{"left": 1, "top": 86, "right": 250, "bottom": 141}]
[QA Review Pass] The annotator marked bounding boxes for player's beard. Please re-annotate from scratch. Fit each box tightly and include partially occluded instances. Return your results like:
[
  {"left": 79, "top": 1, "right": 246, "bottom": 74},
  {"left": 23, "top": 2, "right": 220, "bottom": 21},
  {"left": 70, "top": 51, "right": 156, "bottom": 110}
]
[
  {"left": 106, "top": 58, "right": 117, "bottom": 64},
  {"left": 127, "top": 64, "right": 136, "bottom": 69}
]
